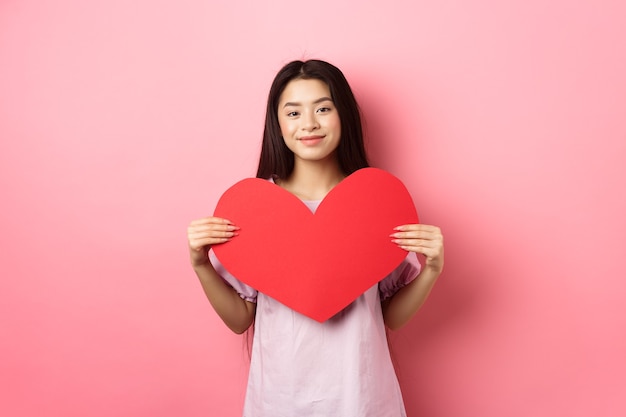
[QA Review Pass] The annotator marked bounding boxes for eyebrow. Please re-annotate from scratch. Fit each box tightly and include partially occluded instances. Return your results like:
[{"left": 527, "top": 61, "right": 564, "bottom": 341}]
[{"left": 282, "top": 97, "right": 333, "bottom": 108}]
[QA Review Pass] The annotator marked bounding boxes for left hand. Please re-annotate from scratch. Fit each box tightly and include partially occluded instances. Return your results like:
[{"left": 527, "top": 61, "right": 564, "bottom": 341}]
[{"left": 391, "top": 224, "right": 444, "bottom": 273}]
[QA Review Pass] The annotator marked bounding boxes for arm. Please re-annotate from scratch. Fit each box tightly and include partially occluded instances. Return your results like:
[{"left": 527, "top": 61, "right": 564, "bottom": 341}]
[
  {"left": 382, "top": 224, "right": 444, "bottom": 330},
  {"left": 187, "top": 217, "right": 256, "bottom": 334}
]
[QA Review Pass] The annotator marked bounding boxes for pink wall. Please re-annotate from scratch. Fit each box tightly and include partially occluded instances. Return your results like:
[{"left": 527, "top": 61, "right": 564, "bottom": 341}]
[{"left": 1, "top": 0, "right": 625, "bottom": 416}]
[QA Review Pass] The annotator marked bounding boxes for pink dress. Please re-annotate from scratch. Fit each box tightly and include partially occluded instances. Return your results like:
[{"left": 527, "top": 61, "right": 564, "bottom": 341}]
[{"left": 210, "top": 199, "right": 421, "bottom": 417}]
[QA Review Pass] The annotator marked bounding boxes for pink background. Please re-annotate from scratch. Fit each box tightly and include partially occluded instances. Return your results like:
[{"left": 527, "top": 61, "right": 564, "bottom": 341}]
[{"left": 1, "top": 0, "right": 625, "bottom": 416}]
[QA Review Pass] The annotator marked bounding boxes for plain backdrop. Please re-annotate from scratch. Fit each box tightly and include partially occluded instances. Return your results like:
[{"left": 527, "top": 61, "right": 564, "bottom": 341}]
[{"left": 1, "top": 0, "right": 625, "bottom": 416}]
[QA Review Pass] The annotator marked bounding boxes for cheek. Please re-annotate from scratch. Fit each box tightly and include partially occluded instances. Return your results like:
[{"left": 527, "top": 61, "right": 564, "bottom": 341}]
[
  {"left": 330, "top": 116, "right": 341, "bottom": 136},
  {"left": 278, "top": 118, "right": 293, "bottom": 137},
  {"left": 278, "top": 121, "right": 295, "bottom": 150}
]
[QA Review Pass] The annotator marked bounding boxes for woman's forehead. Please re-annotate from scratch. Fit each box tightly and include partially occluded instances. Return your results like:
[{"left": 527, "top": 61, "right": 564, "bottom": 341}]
[{"left": 279, "top": 79, "right": 332, "bottom": 105}]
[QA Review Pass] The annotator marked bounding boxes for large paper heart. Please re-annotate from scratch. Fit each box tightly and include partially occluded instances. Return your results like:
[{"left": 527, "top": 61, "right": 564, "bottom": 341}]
[{"left": 212, "top": 167, "right": 418, "bottom": 322}]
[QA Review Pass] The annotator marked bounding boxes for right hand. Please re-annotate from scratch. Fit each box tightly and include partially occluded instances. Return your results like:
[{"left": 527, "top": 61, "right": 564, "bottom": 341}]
[{"left": 187, "top": 217, "right": 239, "bottom": 267}]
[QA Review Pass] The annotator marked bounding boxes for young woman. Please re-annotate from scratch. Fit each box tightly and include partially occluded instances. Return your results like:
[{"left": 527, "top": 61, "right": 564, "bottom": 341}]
[{"left": 187, "top": 59, "right": 444, "bottom": 416}]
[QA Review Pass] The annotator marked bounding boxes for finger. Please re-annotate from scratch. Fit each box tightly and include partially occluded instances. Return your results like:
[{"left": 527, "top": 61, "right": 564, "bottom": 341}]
[
  {"left": 188, "top": 223, "right": 238, "bottom": 235},
  {"left": 390, "top": 230, "right": 443, "bottom": 241},
  {"left": 189, "top": 230, "right": 238, "bottom": 240},
  {"left": 391, "top": 238, "right": 435, "bottom": 248},
  {"left": 188, "top": 221, "right": 240, "bottom": 235},
  {"left": 392, "top": 225, "right": 442, "bottom": 239},
  {"left": 397, "top": 243, "right": 443, "bottom": 260},
  {"left": 189, "top": 223, "right": 241, "bottom": 241},
  {"left": 393, "top": 244, "right": 442, "bottom": 258},
  {"left": 188, "top": 224, "right": 239, "bottom": 250},
  {"left": 394, "top": 224, "right": 440, "bottom": 232},
  {"left": 189, "top": 236, "right": 233, "bottom": 251},
  {"left": 189, "top": 217, "right": 237, "bottom": 227}
]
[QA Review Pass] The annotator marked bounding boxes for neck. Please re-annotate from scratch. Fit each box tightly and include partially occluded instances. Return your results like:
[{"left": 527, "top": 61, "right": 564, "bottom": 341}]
[{"left": 280, "top": 158, "right": 345, "bottom": 201}]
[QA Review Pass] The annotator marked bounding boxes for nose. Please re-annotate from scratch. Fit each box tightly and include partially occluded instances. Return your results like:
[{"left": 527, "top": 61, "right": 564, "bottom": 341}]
[{"left": 301, "top": 110, "right": 319, "bottom": 131}]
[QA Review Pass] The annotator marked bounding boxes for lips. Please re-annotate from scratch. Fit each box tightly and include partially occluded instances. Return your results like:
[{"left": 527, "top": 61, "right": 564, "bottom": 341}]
[{"left": 298, "top": 135, "right": 324, "bottom": 145}]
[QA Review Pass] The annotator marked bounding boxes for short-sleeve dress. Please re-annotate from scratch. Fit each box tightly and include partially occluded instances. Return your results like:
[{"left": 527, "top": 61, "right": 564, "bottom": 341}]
[{"left": 210, "top": 198, "right": 421, "bottom": 417}]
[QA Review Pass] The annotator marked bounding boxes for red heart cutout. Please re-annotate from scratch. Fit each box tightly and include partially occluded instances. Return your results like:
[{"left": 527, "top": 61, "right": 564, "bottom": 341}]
[{"left": 212, "top": 168, "right": 418, "bottom": 322}]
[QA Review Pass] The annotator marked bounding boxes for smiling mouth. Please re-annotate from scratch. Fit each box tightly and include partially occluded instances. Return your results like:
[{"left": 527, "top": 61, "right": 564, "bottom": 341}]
[{"left": 298, "top": 136, "right": 324, "bottom": 144}]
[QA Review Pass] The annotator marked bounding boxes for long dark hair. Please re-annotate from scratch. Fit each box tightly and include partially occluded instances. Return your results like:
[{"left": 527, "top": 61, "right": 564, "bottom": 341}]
[{"left": 256, "top": 59, "right": 369, "bottom": 179}]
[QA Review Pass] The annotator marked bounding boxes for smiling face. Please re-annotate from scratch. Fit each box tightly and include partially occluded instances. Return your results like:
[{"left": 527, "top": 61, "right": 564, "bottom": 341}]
[{"left": 277, "top": 78, "right": 342, "bottom": 166}]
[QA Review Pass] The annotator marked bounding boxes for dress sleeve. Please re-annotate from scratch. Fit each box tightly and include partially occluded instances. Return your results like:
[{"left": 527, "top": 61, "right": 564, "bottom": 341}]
[
  {"left": 209, "top": 251, "right": 258, "bottom": 303},
  {"left": 378, "top": 252, "right": 422, "bottom": 301}
]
